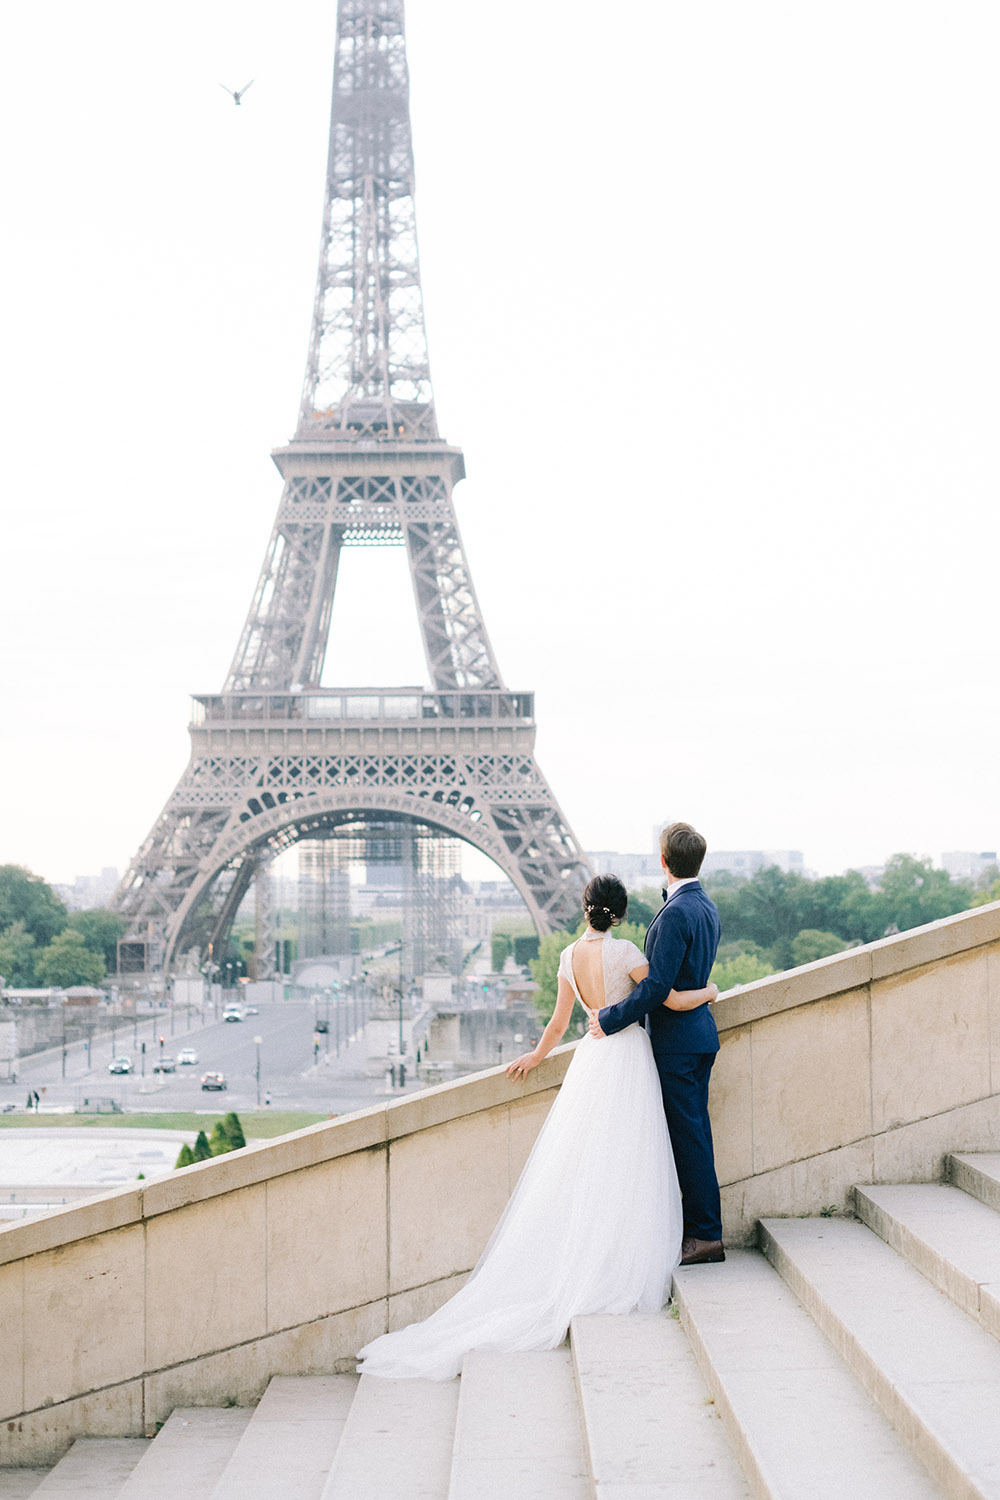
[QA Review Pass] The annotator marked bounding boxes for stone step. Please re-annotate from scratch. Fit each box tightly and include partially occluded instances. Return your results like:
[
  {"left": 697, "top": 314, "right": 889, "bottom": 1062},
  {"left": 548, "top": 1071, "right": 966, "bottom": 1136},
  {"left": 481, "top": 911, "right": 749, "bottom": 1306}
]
[
  {"left": 950, "top": 1154, "right": 1000, "bottom": 1214},
  {"left": 0, "top": 1471, "right": 52, "bottom": 1500},
  {"left": 571, "top": 1310, "right": 750, "bottom": 1497},
  {"left": 117, "top": 1409, "right": 252, "bottom": 1500},
  {"left": 855, "top": 1183, "right": 1000, "bottom": 1340},
  {"left": 761, "top": 1216, "right": 1000, "bottom": 1500},
  {"left": 209, "top": 1376, "right": 357, "bottom": 1500},
  {"left": 447, "top": 1349, "right": 589, "bottom": 1500},
  {"left": 674, "top": 1248, "right": 943, "bottom": 1499},
  {"left": 320, "top": 1374, "right": 459, "bottom": 1500},
  {"left": 29, "top": 1438, "right": 148, "bottom": 1498}
]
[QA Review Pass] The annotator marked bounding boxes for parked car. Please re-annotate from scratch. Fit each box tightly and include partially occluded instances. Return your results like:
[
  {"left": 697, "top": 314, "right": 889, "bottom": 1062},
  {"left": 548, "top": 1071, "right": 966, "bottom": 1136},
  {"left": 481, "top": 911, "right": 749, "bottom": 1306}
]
[
  {"left": 245, "top": 1005, "right": 258, "bottom": 1015},
  {"left": 176, "top": 1048, "right": 199, "bottom": 1065},
  {"left": 200, "top": 1071, "right": 227, "bottom": 1091},
  {"left": 152, "top": 1056, "right": 176, "bottom": 1074},
  {"left": 108, "top": 1056, "right": 132, "bottom": 1075},
  {"left": 223, "top": 1006, "right": 243, "bottom": 1023}
]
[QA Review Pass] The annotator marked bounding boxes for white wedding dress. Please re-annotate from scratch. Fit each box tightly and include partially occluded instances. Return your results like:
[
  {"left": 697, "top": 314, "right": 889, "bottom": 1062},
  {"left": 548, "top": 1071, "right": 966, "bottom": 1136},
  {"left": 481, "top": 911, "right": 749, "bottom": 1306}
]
[{"left": 356, "top": 934, "right": 684, "bottom": 1380}]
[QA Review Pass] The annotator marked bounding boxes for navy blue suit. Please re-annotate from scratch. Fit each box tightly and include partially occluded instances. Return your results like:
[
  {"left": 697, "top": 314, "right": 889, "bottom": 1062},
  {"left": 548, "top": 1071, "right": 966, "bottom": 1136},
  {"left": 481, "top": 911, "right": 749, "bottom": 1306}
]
[{"left": 598, "top": 880, "right": 723, "bottom": 1240}]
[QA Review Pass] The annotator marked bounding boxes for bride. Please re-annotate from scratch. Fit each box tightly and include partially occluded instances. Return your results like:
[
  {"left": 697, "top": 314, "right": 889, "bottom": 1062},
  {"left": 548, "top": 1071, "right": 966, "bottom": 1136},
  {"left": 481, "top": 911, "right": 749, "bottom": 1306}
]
[{"left": 356, "top": 873, "right": 718, "bottom": 1380}]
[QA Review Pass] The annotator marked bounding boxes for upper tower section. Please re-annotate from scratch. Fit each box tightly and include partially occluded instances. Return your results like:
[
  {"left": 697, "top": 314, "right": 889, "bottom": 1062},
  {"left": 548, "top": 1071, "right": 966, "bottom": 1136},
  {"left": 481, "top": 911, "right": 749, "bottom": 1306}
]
[{"left": 297, "top": 0, "right": 437, "bottom": 445}]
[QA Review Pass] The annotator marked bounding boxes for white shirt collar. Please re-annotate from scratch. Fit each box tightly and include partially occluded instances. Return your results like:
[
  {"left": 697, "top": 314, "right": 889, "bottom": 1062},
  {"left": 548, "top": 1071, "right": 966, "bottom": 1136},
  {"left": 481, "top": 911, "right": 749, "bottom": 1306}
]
[{"left": 664, "top": 876, "right": 699, "bottom": 903}]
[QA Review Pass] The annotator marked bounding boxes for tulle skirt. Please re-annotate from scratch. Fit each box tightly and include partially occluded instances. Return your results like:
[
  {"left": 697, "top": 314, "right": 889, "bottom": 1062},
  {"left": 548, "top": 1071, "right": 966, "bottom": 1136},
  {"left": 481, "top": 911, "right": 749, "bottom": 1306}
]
[{"left": 356, "top": 1025, "right": 683, "bottom": 1379}]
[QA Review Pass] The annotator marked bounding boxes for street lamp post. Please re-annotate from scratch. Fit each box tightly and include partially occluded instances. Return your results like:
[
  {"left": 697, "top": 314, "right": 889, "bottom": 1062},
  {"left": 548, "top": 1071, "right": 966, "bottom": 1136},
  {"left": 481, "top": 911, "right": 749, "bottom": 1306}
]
[{"left": 254, "top": 1034, "right": 262, "bottom": 1108}]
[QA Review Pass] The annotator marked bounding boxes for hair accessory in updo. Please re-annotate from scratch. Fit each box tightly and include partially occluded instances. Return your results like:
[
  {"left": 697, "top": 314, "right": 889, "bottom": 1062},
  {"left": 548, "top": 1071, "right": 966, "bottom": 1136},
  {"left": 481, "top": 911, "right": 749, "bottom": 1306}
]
[{"left": 582, "top": 874, "right": 628, "bottom": 932}]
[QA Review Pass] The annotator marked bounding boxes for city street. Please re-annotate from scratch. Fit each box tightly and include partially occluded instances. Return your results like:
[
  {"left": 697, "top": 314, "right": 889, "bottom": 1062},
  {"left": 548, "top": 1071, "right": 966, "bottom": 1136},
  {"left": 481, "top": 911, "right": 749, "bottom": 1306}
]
[{"left": 1, "top": 997, "right": 423, "bottom": 1117}]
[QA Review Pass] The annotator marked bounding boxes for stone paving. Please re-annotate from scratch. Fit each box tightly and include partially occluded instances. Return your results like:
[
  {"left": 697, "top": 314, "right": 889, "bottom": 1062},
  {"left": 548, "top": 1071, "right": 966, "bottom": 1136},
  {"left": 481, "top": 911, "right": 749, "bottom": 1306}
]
[{"left": 0, "top": 1126, "right": 193, "bottom": 1221}]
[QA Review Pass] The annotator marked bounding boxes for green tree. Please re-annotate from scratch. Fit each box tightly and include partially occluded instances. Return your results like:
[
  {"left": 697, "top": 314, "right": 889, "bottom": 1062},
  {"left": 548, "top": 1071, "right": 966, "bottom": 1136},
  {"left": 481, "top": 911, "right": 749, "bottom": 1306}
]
[
  {"left": 874, "top": 854, "right": 972, "bottom": 934},
  {"left": 191, "top": 1130, "right": 212, "bottom": 1162},
  {"left": 790, "top": 929, "right": 847, "bottom": 966},
  {"left": 703, "top": 855, "right": 977, "bottom": 965},
  {"left": 0, "top": 865, "right": 66, "bottom": 945},
  {"left": 973, "top": 877, "right": 1000, "bottom": 908},
  {"left": 209, "top": 1121, "right": 234, "bottom": 1156},
  {"left": 222, "top": 1112, "right": 246, "bottom": 1149},
  {"left": 711, "top": 950, "right": 775, "bottom": 990},
  {"left": 175, "top": 1143, "right": 195, "bottom": 1169},
  {"left": 528, "top": 929, "right": 577, "bottom": 1023},
  {"left": 625, "top": 887, "right": 661, "bottom": 927},
  {"left": 611, "top": 921, "right": 648, "bottom": 950},
  {"left": 512, "top": 935, "right": 540, "bottom": 968},
  {"left": 714, "top": 939, "right": 771, "bottom": 966},
  {"left": 65, "top": 908, "right": 127, "bottom": 969},
  {"left": 491, "top": 933, "right": 513, "bottom": 971},
  {"left": 816, "top": 870, "right": 882, "bottom": 944},
  {"left": 34, "top": 929, "right": 105, "bottom": 987},
  {"left": 0, "top": 920, "right": 38, "bottom": 987}
]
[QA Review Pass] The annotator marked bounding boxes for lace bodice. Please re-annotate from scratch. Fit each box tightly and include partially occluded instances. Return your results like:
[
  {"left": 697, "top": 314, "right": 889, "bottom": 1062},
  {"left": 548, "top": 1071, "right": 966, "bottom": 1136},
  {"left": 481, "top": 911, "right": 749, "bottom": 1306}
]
[{"left": 558, "top": 935, "right": 645, "bottom": 1015}]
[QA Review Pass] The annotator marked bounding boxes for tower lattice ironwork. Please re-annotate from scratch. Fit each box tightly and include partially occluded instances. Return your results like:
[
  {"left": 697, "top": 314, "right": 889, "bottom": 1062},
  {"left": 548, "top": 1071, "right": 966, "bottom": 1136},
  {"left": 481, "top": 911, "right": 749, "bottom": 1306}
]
[{"left": 115, "top": 0, "right": 590, "bottom": 975}]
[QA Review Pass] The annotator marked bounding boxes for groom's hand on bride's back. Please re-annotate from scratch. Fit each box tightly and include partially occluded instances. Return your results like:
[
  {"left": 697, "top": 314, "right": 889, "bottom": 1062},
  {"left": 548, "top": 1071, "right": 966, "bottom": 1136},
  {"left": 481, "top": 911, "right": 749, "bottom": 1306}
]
[{"left": 587, "top": 1013, "right": 607, "bottom": 1039}]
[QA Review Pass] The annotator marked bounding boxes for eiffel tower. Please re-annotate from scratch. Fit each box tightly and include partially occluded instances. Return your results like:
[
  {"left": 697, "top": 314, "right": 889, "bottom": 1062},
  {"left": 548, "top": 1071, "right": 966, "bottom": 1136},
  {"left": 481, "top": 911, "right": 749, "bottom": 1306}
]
[{"left": 115, "top": 0, "right": 590, "bottom": 979}]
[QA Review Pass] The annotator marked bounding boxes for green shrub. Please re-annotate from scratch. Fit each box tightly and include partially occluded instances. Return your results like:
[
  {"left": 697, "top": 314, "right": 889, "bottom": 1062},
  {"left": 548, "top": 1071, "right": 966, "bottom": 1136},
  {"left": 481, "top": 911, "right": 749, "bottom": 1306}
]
[
  {"left": 222, "top": 1111, "right": 246, "bottom": 1149},
  {"left": 191, "top": 1130, "right": 212, "bottom": 1162},
  {"left": 491, "top": 933, "right": 513, "bottom": 972},
  {"left": 512, "top": 934, "right": 539, "bottom": 967},
  {"left": 209, "top": 1121, "right": 234, "bottom": 1155}
]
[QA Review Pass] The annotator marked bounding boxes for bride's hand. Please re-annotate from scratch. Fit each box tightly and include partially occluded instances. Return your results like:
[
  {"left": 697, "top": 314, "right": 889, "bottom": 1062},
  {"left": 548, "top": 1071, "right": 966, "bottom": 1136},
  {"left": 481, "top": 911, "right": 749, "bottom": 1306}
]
[{"left": 506, "top": 1052, "right": 539, "bottom": 1080}]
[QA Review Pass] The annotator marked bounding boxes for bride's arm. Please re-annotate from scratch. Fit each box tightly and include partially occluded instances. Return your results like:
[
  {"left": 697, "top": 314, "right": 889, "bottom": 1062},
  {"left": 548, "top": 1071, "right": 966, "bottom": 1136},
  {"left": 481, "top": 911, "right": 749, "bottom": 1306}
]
[
  {"left": 506, "top": 977, "right": 576, "bottom": 1080},
  {"left": 628, "top": 964, "right": 718, "bottom": 1011},
  {"left": 664, "top": 980, "right": 718, "bottom": 1010}
]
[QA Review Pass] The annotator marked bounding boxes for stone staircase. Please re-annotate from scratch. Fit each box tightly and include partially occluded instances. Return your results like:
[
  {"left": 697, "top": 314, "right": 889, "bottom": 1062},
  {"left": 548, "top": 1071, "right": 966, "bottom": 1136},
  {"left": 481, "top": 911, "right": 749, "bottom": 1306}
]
[{"left": 3, "top": 1153, "right": 999, "bottom": 1499}]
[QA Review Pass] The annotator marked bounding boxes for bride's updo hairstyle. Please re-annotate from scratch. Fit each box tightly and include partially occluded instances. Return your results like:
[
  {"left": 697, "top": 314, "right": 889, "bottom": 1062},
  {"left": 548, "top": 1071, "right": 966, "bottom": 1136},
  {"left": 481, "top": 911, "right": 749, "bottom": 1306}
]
[{"left": 583, "top": 874, "right": 628, "bottom": 932}]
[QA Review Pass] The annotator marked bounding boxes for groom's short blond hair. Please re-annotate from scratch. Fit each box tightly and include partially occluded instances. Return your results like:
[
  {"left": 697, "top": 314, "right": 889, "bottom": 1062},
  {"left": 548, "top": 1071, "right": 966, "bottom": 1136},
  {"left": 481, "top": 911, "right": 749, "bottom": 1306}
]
[{"left": 660, "top": 822, "right": 707, "bottom": 879}]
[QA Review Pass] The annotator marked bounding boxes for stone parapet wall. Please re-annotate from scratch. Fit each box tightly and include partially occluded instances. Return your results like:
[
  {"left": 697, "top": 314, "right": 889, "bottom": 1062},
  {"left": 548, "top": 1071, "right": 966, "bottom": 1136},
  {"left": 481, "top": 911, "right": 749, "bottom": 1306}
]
[
  {"left": 2, "top": 899, "right": 999, "bottom": 1463},
  {"left": 710, "top": 900, "right": 1000, "bottom": 1240}
]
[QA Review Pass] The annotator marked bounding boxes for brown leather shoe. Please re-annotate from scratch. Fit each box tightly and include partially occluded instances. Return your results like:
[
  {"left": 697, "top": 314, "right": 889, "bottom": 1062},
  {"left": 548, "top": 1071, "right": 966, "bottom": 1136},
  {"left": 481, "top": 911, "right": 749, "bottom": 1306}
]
[{"left": 679, "top": 1237, "right": 726, "bottom": 1265}]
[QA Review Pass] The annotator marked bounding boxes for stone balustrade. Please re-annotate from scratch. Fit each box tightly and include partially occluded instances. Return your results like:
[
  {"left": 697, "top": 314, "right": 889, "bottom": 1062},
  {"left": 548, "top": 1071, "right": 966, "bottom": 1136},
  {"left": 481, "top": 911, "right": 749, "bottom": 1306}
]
[{"left": 2, "top": 899, "right": 999, "bottom": 1464}]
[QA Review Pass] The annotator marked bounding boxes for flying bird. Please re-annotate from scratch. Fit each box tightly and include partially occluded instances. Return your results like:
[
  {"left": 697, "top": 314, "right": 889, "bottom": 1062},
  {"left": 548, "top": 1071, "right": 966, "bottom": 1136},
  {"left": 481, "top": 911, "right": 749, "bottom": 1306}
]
[{"left": 220, "top": 79, "right": 254, "bottom": 106}]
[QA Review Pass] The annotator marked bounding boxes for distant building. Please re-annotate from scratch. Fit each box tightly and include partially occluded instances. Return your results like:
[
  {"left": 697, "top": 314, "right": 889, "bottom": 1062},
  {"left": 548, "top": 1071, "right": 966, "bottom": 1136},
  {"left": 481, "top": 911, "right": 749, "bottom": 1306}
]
[
  {"left": 54, "top": 867, "right": 119, "bottom": 911},
  {"left": 462, "top": 881, "right": 530, "bottom": 942},
  {"left": 940, "top": 851, "right": 998, "bottom": 883},
  {"left": 700, "top": 850, "right": 807, "bottom": 880},
  {"left": 586, "top": 852, "right": 662, "bottom": 886}
]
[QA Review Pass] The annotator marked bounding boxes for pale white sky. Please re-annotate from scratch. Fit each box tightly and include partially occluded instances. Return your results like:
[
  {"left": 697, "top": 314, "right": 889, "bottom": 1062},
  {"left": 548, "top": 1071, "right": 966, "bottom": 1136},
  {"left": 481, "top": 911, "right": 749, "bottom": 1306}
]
[{"left": 1, "top": 1, "right": 998, "bottom": 888}]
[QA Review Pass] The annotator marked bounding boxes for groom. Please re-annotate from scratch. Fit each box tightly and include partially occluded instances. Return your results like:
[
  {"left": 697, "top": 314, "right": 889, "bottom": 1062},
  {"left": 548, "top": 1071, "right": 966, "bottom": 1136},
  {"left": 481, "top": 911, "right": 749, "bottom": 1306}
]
[{"left": 588, "top": 821, "right": 724, "bottom": 1265}]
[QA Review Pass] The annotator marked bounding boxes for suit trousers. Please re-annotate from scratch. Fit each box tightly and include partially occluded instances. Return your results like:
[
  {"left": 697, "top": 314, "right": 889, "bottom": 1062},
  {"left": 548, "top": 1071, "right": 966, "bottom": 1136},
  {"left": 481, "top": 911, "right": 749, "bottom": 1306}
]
[{"left": 655, "top": 1050, "right": 722, "bottom": 1242}]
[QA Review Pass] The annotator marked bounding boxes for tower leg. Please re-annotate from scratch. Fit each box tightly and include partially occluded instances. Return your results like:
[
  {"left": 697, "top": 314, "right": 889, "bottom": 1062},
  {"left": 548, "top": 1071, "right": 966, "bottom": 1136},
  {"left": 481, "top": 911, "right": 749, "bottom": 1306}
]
[{"left": 254, "top": 859, "right": 277, "bottom": 981}]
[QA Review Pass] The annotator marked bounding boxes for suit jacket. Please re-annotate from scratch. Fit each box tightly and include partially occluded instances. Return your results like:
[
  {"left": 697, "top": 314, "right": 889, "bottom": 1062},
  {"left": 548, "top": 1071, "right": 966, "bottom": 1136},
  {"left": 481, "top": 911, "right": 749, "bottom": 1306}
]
[{"left": 597, "top": 881, "right": 721, "bottom": 1054}]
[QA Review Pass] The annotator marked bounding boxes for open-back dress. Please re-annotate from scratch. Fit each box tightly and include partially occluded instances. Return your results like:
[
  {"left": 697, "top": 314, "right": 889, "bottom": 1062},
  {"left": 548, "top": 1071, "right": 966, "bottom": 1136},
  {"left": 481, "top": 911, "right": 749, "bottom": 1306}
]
[{"left": 355, "top": 934, "right": 683, "bottom": 1379}]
